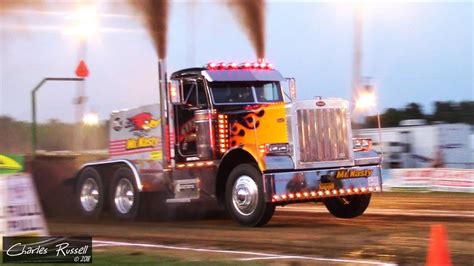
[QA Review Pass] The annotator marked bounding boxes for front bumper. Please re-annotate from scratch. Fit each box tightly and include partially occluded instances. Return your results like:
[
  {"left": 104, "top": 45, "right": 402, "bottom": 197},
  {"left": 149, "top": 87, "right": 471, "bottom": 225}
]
[{"left": 263, "top": 165, "right": 382, "bottom": 203}]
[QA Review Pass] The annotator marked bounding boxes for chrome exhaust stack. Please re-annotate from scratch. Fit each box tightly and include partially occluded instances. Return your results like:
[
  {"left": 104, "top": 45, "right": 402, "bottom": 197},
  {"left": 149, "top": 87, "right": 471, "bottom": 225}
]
[{"left": 158, "top": 58, "right": 169, "bottom": 168}]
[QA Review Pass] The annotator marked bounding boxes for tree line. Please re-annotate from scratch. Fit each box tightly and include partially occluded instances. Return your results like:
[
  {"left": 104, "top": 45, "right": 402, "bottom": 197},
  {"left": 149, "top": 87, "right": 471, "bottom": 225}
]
[
  {"left": 0, "top": 101, "right": 472, "bottom": 153},
  {"left": 364, "top": 101, "right": 474, "bottom": 128},
  {"left": 0, "top": 116, "right": 109, "bottom": 153}
]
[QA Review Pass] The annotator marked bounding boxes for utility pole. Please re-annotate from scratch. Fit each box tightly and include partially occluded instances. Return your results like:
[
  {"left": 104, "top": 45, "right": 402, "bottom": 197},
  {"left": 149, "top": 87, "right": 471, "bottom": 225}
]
[{"left": 74, "top": 40, "right": 88, "bottom": 151}]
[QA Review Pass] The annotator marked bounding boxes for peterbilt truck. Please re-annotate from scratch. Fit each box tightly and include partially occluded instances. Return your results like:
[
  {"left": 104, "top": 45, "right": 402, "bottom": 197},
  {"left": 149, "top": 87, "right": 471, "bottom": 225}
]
[{"left": 75, "top": 61, "right": 382, "bottom": 226}]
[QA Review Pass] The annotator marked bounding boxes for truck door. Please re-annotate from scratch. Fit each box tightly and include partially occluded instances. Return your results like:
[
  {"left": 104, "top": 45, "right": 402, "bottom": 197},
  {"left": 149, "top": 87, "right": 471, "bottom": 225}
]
[{"left": 174, "top": 78, "right": 209, "bottom": 162}]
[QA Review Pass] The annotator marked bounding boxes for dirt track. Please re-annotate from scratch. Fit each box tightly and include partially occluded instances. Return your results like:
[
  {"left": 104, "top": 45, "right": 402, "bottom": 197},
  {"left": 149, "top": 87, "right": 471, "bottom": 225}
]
[{"left": 46, "top": 193, "right": 474, "bottom": 265}]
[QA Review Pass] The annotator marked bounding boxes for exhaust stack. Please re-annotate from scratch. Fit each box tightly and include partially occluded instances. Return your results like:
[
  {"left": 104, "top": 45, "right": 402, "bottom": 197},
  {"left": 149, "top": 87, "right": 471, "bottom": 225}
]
[{"left": 158, "top": 59, "right": 169, "bottom": 168}]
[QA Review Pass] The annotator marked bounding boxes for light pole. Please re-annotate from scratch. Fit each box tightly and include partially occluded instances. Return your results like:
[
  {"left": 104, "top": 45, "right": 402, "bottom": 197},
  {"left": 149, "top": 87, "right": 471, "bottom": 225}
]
[
  {"left": 351, "top": 1, "right": 364, "bottom": 112},
  {"left": 64, "top": 3, "right": 98, "bottom": 151},
  {"left": 355, "top": 84, "right": 383, "bottom": 162}
]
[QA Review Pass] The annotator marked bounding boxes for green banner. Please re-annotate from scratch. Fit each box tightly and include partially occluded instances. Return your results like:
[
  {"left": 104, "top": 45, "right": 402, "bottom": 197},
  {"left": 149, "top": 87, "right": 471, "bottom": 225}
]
[{"left": 0, "top": 153, "right": 24, "bottom": 174}]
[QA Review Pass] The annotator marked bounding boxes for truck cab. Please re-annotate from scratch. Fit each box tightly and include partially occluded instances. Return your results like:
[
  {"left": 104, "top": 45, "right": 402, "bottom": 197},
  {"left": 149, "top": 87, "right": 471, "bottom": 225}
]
[{"left": 75, "top": 61, "right": 382, "bottom": 226}]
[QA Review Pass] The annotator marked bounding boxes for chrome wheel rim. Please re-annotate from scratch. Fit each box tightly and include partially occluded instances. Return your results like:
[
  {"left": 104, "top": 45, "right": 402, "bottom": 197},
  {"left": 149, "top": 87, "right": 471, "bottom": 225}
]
[
  {"left": 80, "top": 178, "right": 99, "bottom": 212},
  {"left": 232, "top": 175, "right": 258, "bottom": 216},
  {"left": 114, "top": 178, "right": 134, "bottom": 214}
]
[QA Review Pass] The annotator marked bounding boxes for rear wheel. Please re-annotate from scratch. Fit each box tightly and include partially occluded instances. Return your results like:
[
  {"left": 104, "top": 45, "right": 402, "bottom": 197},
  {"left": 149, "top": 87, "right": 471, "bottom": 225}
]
[
  {"left": 323, "top": 194, "right": 371, "bottom": 218},
  {"left": 110, "top": 167, "right": 140, "bottom": 220},
  {"left": 77, "top": 167, "right": 104, "bottom": 218},
  {"left": 225, "top": 164, "right": 275, "bottom": 227}
]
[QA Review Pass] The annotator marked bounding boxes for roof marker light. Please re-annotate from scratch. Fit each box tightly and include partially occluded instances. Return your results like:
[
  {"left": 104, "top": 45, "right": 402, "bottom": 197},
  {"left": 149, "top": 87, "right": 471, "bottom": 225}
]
[{"left": 208, "top": 62, "right": 217, "bottom": 69}]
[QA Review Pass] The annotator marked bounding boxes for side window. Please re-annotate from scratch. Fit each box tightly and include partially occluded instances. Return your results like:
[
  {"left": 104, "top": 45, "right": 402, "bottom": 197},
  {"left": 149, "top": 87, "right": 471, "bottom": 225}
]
[
  {"left": 182, "top": 80, "right": 198, "bottom": 107},
  {"left": 182, "top": 79, "right": 208, "bottom": 108}
]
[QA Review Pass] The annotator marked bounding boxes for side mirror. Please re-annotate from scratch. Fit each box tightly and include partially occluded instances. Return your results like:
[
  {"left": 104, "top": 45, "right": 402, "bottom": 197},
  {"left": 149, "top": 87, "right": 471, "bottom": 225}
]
[
  {"left": 285, "top": 77, "right": 296, "bottom": 102},
  {"left": 169, "top": 80, "right": 182, "bottom": 104}
]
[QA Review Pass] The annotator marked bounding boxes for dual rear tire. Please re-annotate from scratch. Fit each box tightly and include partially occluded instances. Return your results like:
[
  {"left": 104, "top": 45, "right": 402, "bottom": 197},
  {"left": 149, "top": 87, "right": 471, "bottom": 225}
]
[{"left": 77, "top": 167, "right": 139, "bottom": 220}]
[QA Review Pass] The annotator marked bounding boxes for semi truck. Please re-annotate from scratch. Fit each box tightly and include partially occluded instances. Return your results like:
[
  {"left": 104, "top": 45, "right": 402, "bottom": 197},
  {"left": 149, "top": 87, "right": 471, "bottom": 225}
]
[{"left": 75, "top": 60, "right": 382, "bottom": 226}]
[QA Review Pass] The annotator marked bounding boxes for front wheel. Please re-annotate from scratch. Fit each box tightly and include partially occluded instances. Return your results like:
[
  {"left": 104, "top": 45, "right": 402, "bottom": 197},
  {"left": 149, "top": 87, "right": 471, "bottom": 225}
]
[
  {"left": 225, "top": 164, "right": 275, "bottom": 227},
  {"left": 109, "top": 167, "right": 140, "bottom": 220},
  {"left": 323, "top": 194, "right": 371, "bottom": 218}
]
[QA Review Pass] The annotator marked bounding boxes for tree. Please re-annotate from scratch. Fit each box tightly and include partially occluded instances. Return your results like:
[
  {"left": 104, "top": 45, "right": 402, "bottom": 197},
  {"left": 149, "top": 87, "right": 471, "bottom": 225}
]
[
  {"left": 381, "top": 108, "right": 405, "bottom": 127},
  {"left": 405, "top": 102, "right": 424, "bottom": 119}
]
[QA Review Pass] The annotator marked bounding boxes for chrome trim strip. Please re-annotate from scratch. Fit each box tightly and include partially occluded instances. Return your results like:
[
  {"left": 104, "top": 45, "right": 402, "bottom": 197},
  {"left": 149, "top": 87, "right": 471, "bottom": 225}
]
[
  {"left": 79, "top": 159, "right": 143, "bottom": 192},
  {"left": 354, "top": 156, "right": 381, "bottom": 166}
]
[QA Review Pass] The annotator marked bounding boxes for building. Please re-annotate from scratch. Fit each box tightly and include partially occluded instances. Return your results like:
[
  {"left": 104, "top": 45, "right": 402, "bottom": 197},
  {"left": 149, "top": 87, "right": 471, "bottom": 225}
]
[{"left": 355, "top": 120, "right": 473, "bottom": 169}]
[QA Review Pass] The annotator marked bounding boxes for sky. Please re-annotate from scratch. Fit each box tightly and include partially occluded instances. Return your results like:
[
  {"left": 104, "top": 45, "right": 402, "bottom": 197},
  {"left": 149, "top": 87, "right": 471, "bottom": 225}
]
[{"left": 0, "top": 0, "right": 472, "bottom": 123}]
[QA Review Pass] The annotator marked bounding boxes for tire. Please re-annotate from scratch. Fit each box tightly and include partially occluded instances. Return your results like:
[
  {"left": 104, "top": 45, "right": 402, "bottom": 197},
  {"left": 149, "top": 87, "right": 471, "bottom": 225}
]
[
  {"left": 323, "top": 194, "right": 371, "bottom": 218},
  {"left": 109, "top": 167, "right": 140, "bottom": 220},
  {"left": 76, "top": 167, "right": 104, "bottom": 218},
  {"left": 225, "top": 164, "right": 275, "bottom": 227}
]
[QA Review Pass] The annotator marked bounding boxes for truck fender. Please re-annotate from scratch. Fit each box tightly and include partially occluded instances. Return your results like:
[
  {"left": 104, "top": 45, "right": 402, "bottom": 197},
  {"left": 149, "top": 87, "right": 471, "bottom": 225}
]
[
  {"left": 75, "top": 159, "right": 143, "bottom": 192},
  {"left": 215, "top": 147, "right": 260, "bottom": 203}
]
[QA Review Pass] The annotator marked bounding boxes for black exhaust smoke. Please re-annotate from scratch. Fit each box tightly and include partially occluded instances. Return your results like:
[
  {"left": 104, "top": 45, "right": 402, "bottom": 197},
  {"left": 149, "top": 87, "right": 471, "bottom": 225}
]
[
  {"left": 0, "top": 1, "right": 44, "bottom": 14},
  {"left": 129, "top": 0, "right": 169, "bottom": 59},
  {"left": 228, "top": 0, "right": 266, "bottom": 59}
]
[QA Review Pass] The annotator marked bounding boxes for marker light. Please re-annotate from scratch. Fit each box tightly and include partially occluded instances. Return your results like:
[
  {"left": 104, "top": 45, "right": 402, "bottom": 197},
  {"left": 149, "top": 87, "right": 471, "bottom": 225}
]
[{"left": 207, "top": 62, "right": 274, "bottom": 70}]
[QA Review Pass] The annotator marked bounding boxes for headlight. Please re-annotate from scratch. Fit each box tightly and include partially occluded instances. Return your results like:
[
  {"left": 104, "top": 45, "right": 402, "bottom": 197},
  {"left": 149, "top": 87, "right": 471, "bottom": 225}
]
[
  {"left": 261, "top": 143, "right": 291, "bottom": 155},
  {"left": 353, "top": 138, "right": 372, "bottom": 151}
]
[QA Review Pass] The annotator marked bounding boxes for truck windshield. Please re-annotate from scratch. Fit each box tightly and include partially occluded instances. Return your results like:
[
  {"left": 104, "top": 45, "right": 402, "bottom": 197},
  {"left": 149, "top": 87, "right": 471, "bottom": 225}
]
[{"left": 209, "top": 81, "right": 283, "bottom": 104}]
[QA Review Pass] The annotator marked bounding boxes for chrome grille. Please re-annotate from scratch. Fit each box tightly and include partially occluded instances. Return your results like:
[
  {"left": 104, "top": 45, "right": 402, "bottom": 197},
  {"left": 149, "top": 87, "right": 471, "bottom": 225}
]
[{"left": 296, "top": 108, "right": 350, "bottom": 163}]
